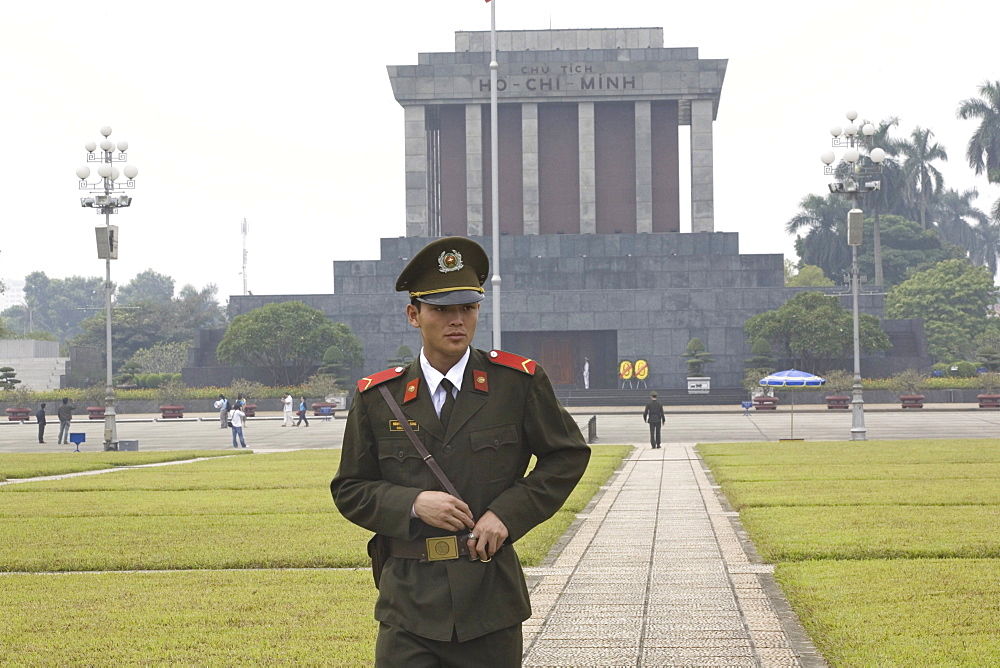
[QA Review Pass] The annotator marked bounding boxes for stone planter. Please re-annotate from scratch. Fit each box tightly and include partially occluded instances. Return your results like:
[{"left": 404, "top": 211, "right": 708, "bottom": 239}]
[
  {"left": 824, "top": 395, "right": 850, "bottom": 410},
  {"left": 5, "top": 407, "right": 30, "bottom": 422},
  {"left": 977, "top": 393, "right": 1000, "bottom": 408},
  {"left": 86, "top": 406, "right": 105, "bottom": 420},
  {"left": 900, "top": 394, "right": 925, "bottom": 409},
  {"left": 243, "top": 403, "right": 256, "bottom": 418},
  {"left": 311, "top": 402, "right": 338, "bottom": 417},
  {"left": 159, "top": 405, "right": 185, "bottom": 419},
  {"left": 753, "top": 396, "right": 779, "bottom": 410}
]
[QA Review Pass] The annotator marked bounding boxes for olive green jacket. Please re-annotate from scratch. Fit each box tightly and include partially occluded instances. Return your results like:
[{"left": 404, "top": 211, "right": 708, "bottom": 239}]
[{"left": 331, "top": 347, "right": 591, "bottom": 642}]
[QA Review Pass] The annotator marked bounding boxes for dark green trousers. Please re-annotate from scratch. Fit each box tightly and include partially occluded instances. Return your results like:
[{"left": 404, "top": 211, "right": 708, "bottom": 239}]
[{"left": 375, "top": 622, "right": 522, "bottom": 667}]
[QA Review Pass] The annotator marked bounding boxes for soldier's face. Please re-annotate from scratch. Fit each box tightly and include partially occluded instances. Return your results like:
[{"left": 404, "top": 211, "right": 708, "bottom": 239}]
[{"left": 406, "top": 302, "right": 480, "bottom": 371}]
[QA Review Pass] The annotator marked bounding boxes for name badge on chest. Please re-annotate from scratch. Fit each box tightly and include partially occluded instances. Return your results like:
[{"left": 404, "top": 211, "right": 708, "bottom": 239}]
[{"left": 389, "top": 420, "right": 419, "bottom": 432}]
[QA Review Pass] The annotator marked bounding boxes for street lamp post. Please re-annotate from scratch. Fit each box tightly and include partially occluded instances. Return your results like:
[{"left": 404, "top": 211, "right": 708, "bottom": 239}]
[
  {"left": 821, "top": 110, "right": 885, "bottom": 442},
  {"left": 76, "top": 126, "right": 137, "bottom": 451}
]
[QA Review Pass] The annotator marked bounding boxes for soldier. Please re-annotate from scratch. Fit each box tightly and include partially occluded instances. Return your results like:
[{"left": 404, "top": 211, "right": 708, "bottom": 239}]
[
  {"left": 331, "top": 236, "right": 591, "bottom": 666},
  {"left": 643, "top": 391, "right": 665, "bottom": 449}
]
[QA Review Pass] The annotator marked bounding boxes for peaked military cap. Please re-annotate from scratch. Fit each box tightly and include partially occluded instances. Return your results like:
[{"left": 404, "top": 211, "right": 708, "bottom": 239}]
[{"left": 396, "top": 237, "right": 490, "bottom": 305}]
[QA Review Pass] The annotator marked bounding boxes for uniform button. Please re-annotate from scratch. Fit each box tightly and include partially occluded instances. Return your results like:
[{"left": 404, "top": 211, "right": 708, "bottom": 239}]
[
  {"left": 494, "top": 439, "right": 500, "bottom": 446},
  {"left": 397, "top": 450, "right": 405, "bottom": 458},
  {"left": 443, "top": 445, "right": 453, "bottom": 454}
]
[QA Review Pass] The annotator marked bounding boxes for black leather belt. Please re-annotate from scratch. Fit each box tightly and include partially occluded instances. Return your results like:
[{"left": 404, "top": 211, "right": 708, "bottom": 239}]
[{"left": 388, "top": 535, "right": 501, "bottom": 563}]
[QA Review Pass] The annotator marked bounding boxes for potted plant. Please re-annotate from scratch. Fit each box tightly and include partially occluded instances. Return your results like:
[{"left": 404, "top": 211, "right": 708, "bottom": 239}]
[
  {"left": 4, "top": 384, "right": 33, "bottom": 422},
  {"left": 890, "top": 369, "right": 928, "bottom": 409},
  {"left": 822, "top": 370, "right": 853, "bottom": 409},
  {"left": 83, "top": 383, "right": 109, "bottom": 420},
  {"left": 742, "top": 367, "right": 778, "bottom": 410},
  {"left": 301, "top": 372, "right": 343, "bottom": 416},
  {"left": 683, "top": 338, "right": 715, "bottom": 394},
  {"left": 156, "top": 379, "right": 188, "bottom": 418},
  {"left": 977, "top": 372, "right": 1000, "bottom": 408}
]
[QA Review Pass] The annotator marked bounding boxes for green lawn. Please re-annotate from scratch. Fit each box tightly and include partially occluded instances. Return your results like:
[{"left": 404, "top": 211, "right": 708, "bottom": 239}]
[
  {"left": 0, "top": 450, "right": 248, "bottom": 481},
  {"left": 1, "top": 444, "right": 631, "bottom": 664},
  {"left": 698, "top": 439, "right": 1000, "bottom": 667}
]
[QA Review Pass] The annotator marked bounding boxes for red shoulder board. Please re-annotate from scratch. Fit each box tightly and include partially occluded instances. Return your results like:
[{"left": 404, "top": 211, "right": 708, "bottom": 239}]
[
  {"left": 357, "top": 366, "right": 406, "bottom": 393},
  {"left": 488, "top": 350, "right": 536, "bottom": 375}
]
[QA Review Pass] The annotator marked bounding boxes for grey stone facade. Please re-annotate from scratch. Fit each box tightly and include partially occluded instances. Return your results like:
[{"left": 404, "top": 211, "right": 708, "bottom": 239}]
[{"left": 227, "top": 232, "right": 912, "bottom": 391}]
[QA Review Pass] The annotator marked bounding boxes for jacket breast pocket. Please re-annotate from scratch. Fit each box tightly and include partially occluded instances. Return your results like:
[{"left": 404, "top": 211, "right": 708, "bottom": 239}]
[
  {"left": 377, "top": 438, "right": 431, "bottom": 488},
  {"left": 469, "top": 424, "right": 520, "bottom": 484}
]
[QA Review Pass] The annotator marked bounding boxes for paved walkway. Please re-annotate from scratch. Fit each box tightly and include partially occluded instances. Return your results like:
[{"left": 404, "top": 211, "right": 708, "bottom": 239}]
[{"left": 522, "top": 442, "right": 825, "bottom": 667}]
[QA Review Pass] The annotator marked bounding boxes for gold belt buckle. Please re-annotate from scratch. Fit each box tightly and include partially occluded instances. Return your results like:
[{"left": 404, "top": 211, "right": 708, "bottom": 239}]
[{"left": 426, "top": 536, "right": 459, "bottom": 562}]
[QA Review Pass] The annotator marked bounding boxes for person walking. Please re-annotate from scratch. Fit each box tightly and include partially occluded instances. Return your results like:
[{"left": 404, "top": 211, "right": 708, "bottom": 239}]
[
  {"left": 56, "top": 397, "right": 75, "bottom": 445},
  {"left": 331, "top": 236, "right": 591, "bottom": 666},
  {"left": 295, "top": 396, "right": 309, "bottom": 427},
  {"left": 643, "top": 391, "right": 665, "bottom": 449},
  {"left": 229, "top": 403, "right": 248, "bottom": 448},
  {"left": 282, "top": 393, "right": 294, "bottom": 427},
  {"left": 36, "top": 403, "right": 47, "bottom": 444},
  {"left": 214, "top": 394, "right": 229, "bottom": 429}
]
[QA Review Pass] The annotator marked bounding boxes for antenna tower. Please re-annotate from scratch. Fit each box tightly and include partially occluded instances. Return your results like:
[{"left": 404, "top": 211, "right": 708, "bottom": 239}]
[{"left": 241, "top": 218, "right": 248, "bottom": 295}]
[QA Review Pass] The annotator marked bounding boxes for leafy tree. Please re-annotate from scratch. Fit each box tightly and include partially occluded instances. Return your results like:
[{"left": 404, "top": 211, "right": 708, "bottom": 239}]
[
  {"left": 682, "top": 338, "right": 714, "bottom": 376},
  {"left": 1, "top": 272, "right": 105, "bottom": 342},
  {"left": 957, "top": 80, "right": 1000, "bottom": 184},
  {"left": 72, "top": 282, "right": 225, "bottom": 371},
  {"left": 744, "top": 291, "right": 891, "bottom": 372},
  {"left": 116, "top": 269, "right": 175, "bottom": 305},
  {"left": 127, "top": 342, "right": 190, "bottom": 374},
  {"left": 857, "top": 215, "right": 966, "bottom": 288},
  {"left": 216, "top": 301, "right": 342, "bottom": 385},
  {"left": 899, "top": 127, "right": 948, "bottom": 229},
  {"left": 885, "top": 259, "right": 996, "bottom": 362},
  {"left": 974, "top": 322, "right": 1000, "bottom": 371},
  {"left": 863, "top": 116, "right": 905, "bottom": 285},
  {"left": 785, "top": 265, "right": 833, "bottom": 287},
  {"left": 318, "top": 323, "right": 365, "bottom": 383}
]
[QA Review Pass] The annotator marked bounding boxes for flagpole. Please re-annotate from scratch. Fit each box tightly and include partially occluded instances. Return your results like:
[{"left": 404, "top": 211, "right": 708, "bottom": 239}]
[{"left": 489, "top": 0, "right": 502, "bottom": 350}]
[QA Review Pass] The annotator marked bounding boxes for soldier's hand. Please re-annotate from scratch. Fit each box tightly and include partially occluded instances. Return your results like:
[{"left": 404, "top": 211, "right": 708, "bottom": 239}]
[
  {"left": 468, "top": 511, "right": 508, "bottom": 561},
  {"left": 413, "top": 491, "right": 475, "bottom": 532}
]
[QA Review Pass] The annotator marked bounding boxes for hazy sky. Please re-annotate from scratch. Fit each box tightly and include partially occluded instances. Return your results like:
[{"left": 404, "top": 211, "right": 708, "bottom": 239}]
[{"left": 2, "top": 0, "right": 998, "bottom": 306}]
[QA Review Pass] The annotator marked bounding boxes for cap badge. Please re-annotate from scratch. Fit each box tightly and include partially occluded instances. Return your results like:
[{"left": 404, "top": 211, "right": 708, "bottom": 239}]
[{"left": 438, "top": 250, "right": 463, "bottom": 273}]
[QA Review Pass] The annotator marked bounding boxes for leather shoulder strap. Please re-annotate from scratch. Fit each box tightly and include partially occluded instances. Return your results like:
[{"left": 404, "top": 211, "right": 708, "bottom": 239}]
[{"left": 377, "top": 384, "right": 464, "bottom": 503}]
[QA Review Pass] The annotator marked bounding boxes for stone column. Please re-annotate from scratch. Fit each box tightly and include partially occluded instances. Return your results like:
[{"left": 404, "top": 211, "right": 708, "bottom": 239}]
[
  {"left": 404, "top": 105, "right": 429, "bottom": 237},
  {"left": 465, "top": 104, "right": 483, "bottom": 236},
  {"left": 522, "top": 103, "right": 539, "bottom": 235},
  {"left": 690, "top": 99, "right": 715, "bottom": 233},
  {"left": 635, "top": 101, "right": 653, "bottom": 233},
  {"left": 579, "top": 102, "right": 596, "bottom": 234}
]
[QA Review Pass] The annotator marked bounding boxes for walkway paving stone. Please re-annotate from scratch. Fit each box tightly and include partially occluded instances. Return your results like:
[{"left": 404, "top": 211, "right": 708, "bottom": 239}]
[{"left": 522, "top": 442, "right": 826, "bottom": 667}]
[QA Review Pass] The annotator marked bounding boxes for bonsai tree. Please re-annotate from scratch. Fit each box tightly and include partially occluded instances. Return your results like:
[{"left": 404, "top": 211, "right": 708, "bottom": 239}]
[
  {"left": 889, "top": 369, "right": 928, "bottom": 397},
  {"left": 0, "top": 367, "right": 21, "bottom": 391},
  {"left": 742, "top": 367, "right": 774, "bottom": 397},
  {"left": 744, "top": 337, "right": 776, "bottom": 369},
  {"left": 155, "top": 379, "right": 189, "bottom": 407},
  {"left": 682, "top": 338, "right": 714, "bottom": 377},
  {"left": 980, "top": 372, "right": 1000, "bottom": 395},
  {"left": 388, "top": 344, "right": 415, "bottom": 367},
  {"left": 7, "top": 384, "right": 34, "bottom": 410},
  {"left": 301, "top": 372, "right": 342, "bottom": 403},
  {"left": 822, "top": 370, "right": 853, "bottom": 396}
]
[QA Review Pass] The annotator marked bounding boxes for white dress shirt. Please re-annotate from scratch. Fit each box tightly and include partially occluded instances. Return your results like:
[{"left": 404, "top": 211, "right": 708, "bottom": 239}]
[{"left": 419, "top": 347, "right": 469, "bottom": 418}]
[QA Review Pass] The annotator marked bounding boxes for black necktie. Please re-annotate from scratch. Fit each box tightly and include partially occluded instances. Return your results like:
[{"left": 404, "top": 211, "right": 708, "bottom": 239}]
[{"left": 439, "top": 379, "right": 456, "bottom": 428}]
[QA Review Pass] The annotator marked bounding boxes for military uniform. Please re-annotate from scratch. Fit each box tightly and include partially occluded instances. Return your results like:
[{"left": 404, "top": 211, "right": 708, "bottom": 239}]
[
  {"left": 331, "top": 347, "right": 590, "bottom": 641},
  {"left": 330, "top": 236, "right": 591, "bottom": 659}
]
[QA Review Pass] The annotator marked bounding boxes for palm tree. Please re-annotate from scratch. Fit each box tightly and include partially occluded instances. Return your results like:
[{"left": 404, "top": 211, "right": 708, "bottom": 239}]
[
  {"left": 899, "top": 127, "right": 948, "bottom": 229},
  {"left": 934, "top": 187, "right": 988, "bottom": 253},
  {"left": 861, "top": 117, "right": 904, "bottom": 285},
  {"left": 786, "top": 193, "right": 851, "bottom": 281},
  {"left": 957, "top": 80, "right": 1000, "bottom": 184}
]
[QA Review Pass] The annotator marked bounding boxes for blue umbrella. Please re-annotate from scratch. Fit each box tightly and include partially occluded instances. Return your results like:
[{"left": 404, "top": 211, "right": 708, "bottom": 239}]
[{"left": 759, "top": 369, "right": 826, "bottom": 439}]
